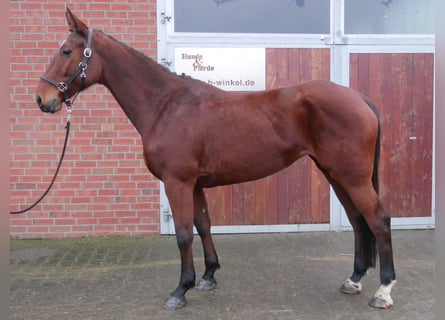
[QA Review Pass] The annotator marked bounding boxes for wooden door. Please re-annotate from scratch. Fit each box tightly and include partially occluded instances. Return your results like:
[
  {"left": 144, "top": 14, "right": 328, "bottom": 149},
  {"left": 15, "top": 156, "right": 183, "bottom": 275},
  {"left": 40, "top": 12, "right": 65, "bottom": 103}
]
[
  {"left": 206, "top": 48, "right": 331, "bottom": 226},
  {"left": 349, "top": 53, "right": 434, "bottom": 218}
]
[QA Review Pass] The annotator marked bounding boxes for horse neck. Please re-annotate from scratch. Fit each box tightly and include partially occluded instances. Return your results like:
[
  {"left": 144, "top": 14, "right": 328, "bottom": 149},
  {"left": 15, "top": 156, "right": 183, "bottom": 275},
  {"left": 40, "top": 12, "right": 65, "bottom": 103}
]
[{"left": 96, "top": 32, "right": 179, "bottom": 135}]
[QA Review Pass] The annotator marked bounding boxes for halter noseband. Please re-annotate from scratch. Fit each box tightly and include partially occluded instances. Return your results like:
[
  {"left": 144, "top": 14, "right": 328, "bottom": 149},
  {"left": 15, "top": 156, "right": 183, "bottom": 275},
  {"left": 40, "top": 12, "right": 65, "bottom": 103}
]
[{"left": 40, "top": 28, "right": 93, "bottom": 109}]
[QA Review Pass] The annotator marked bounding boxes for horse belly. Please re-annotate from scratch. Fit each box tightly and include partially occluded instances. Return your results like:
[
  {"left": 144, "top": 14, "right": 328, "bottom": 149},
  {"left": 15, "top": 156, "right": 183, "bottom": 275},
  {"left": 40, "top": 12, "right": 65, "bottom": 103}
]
[
  {"left": 197, "top": 104, "right": 311, "bottom": 187},
  {"left": 197, "top": 140, "right": 305, "bottom": 188}
]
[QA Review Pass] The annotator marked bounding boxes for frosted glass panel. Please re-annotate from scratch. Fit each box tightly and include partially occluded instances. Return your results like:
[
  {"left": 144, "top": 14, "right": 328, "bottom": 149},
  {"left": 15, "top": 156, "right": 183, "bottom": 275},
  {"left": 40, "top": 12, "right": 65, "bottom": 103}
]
[
  {"left": 174, "top": 0, "right": 330, "bottom": 34},
  {"left": 345, "top": 0, "right": 434, "bottom": 34}
]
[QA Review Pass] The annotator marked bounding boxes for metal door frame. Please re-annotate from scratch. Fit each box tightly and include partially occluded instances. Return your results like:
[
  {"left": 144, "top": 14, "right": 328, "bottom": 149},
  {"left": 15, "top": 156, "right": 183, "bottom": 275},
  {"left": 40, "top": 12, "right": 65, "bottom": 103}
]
[{"left": 157, "top": 0, "right": 435, "bottom": 234}]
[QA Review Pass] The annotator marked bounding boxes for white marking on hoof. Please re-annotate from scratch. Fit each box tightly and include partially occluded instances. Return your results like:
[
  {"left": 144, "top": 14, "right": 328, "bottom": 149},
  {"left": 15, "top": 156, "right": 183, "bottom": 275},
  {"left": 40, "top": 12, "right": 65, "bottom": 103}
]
[
  {"left": 340, "top": 278, "right": 362, "bottom": 295},
  {"left": 370, "top": 280, "right": 397, "bottom": 309}
]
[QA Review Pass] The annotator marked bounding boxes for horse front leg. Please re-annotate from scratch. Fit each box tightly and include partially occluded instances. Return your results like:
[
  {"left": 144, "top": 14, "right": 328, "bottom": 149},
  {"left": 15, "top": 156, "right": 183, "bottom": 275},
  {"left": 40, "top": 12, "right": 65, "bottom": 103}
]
[
  {"left": 193, "top": 186, "right": 220, "bottom": 291},
  {"left": 162, "top": 179, "right": 196, "bottom": 310}
]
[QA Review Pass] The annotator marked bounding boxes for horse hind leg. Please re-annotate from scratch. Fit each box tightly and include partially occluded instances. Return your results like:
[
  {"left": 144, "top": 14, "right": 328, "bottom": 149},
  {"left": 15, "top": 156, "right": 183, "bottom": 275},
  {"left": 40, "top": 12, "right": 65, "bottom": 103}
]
[
  {"left": 343, "top": 184, "right": 396, "bottom": 309},
  {"left": 365, "top": 202, "right": 396, "bottom": 309},
  {"left": 341, "top": 213, "right": 377, "bottom": 296},
  {"left": 327, "top": 180, "right": 377, "bottom": 295},
  {"left": 193, "top": 186, "right": 220, "bottom": 291}
]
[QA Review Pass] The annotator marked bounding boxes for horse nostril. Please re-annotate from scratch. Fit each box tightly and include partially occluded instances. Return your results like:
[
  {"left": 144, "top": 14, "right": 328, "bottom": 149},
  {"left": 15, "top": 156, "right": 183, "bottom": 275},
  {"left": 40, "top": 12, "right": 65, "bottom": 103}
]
[
  {"left": 36, "top": 95, "right": 43, "bottom": 107},
  {"left": 36, "top": 95, "right": 49, "bottom": 112}
]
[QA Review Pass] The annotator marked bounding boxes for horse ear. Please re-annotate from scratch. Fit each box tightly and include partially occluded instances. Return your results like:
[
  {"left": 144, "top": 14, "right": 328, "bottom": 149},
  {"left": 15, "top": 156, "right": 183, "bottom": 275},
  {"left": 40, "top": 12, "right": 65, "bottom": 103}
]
[{"left": 65, "top": 7, "right": 88, "bottom": 37}]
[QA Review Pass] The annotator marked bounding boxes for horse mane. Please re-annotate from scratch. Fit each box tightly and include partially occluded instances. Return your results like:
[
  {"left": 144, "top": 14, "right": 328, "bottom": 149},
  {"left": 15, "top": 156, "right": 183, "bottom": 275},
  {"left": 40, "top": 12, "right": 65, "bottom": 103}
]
[
  {"left": 98, "top": 30, "right": 194, "bottom": 81},
  {"left": 178, "top": 72, "right": 193, "bottom": 79}
]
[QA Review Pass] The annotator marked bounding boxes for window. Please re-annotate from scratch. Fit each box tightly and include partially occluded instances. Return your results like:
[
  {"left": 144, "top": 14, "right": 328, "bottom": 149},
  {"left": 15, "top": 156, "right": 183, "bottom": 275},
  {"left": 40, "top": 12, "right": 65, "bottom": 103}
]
[
  {"left": 174, "top": 0, "right": 330, "bottom": 34},
  {"left": 345, "top": 0, "right": 434, "bottom": 34}
]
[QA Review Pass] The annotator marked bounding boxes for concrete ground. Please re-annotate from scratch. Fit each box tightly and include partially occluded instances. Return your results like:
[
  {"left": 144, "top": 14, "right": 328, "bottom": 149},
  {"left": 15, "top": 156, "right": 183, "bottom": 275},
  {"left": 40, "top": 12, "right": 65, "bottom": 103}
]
[{"left": 10, "top": 230, "right": 434, "bottom": 320}]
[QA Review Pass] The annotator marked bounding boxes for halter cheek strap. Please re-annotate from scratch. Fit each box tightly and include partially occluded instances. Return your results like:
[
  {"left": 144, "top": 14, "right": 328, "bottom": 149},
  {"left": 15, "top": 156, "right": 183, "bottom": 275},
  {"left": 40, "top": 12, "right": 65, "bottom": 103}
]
[{"left": 40, "top": 28, "right": 93, "bottom": 109}]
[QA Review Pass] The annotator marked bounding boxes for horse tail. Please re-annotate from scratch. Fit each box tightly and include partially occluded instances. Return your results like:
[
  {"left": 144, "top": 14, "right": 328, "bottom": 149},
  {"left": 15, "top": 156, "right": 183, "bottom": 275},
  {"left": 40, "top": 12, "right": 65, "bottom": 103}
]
[{"left": 364, "top": 99, "right": 381, "bottom": 195}]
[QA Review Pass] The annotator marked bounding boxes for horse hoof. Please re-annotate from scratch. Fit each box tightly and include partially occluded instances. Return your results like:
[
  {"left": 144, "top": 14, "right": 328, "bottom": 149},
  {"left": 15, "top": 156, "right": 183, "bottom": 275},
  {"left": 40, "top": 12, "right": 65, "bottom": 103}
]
[
  {"left": 163, "top": 296, "right": 186, "bottom": 310},
  {"left": 369, "top": 296, "right": 393, "bottom": 309},
  {"left": 195, "top": 278, "right": 217, "bottom": 291},
  {"left": 340, "top": 279, "right": 362, "bottom": 295},
  {"left": 369, "top": 280, "right": 396, "bottom": 309}
]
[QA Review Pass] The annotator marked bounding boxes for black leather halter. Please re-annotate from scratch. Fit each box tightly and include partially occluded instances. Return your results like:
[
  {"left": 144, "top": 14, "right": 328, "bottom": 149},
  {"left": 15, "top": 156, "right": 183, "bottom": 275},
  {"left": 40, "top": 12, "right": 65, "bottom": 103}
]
[{"left": 40, "top": 28, "right": 93, "bottom": 107}]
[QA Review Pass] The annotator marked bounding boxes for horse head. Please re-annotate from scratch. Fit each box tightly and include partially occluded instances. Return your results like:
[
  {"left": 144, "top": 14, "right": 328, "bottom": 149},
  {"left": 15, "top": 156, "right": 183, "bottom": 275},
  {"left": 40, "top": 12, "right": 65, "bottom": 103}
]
[{"left": 35, "top": 8, "right": 101, "bottom": 113}]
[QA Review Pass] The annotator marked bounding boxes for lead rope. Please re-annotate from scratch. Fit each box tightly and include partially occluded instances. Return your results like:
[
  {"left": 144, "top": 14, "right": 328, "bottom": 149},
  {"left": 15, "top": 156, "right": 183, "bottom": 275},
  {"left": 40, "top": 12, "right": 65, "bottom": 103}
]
[
  {"left": 10, "top": 29, "right": 93, "bottom": 214},
  {"left": 10, "top": 109, "right": 71, "bottom": 214}
]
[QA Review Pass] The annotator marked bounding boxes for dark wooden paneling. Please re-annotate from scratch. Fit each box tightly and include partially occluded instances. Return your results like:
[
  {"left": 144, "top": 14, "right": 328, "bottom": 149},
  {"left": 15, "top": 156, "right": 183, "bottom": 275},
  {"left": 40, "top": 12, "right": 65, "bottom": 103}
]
[
  {"left": 349, "top": 53, "right": 433, "bottom": 218},
  {"left": 205, "top": 48, "right": 331, "bottom": 226}
]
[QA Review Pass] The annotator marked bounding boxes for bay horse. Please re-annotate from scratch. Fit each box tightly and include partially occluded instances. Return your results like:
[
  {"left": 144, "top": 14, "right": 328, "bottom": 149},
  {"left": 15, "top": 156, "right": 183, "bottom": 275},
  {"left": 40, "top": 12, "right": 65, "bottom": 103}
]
[{"left": 35, "top": 9, "right": 396, "bottom": 310}]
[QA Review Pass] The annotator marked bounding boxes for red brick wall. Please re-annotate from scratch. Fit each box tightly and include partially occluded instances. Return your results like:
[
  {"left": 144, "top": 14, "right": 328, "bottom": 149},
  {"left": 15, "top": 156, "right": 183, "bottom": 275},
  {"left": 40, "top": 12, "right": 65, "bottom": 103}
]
[{"left": 10, "top": 0, "right": 160, "bottom": 238}]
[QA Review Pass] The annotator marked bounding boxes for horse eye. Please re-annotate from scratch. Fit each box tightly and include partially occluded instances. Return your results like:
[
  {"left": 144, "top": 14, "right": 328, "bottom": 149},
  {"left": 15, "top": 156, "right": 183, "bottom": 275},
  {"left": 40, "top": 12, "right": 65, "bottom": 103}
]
[{"left": 62, "top": 49, "right": 72, "bottom": 56}]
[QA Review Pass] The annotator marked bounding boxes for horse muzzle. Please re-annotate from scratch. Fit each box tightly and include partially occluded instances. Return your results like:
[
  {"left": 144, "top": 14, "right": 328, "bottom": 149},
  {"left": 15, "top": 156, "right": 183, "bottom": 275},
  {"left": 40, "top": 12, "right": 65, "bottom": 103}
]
[{"left": 36, "top": 94, "right": 62, "bottom": 113}]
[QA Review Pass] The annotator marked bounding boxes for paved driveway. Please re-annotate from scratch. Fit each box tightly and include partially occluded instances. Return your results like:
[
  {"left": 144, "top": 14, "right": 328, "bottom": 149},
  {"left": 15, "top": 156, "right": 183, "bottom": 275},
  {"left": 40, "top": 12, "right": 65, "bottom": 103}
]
[{"left": 11, "top": 230, "right": 434, "bottom": 320}]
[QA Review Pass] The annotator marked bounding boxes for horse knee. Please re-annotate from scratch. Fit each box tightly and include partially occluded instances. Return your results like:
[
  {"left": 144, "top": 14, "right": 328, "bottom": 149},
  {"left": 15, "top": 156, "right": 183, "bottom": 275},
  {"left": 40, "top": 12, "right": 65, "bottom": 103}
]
[{"left": 175, "top": 229, "right": 194, "bottom": 248}]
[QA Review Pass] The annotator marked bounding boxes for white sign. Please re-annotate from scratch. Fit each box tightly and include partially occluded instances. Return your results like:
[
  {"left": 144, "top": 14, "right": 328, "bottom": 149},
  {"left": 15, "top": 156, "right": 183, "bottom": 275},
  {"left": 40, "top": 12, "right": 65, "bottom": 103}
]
[{"left": 174, "top": 48, "right": 265, "bottom": 91}]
